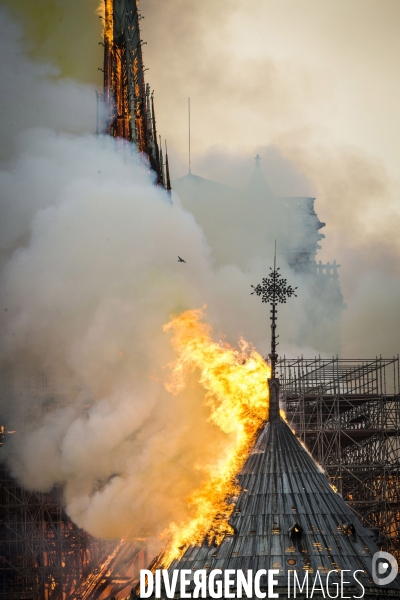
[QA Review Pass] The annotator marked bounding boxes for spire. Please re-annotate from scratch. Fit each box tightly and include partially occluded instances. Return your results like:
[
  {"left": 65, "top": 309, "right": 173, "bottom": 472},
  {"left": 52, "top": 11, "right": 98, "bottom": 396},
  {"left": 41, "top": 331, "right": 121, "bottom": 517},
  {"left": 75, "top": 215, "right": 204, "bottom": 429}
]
[
  {"left": 150, "top": 90, "right": 161, "bottom": 181},
  {"left": 102, "top": 0, "right": 148, "bottom": 147},
  {"left": 146, "top": 83, "right": 152, "bottom": 138},
  {"left": 158, "top": 135, "right": 165, "bottom": 188},
  {"left": 247, "top": 153, "right": 274, "bottom": 200},
  {"left": 251, "top": 246, "right": 297, "bottom": 381},
  {"left": 160, "top": 418, "right": 400, "bottom": 596},
  {"left": 102, "top": 0, "right": 114, "bottom": 135},
  {"left": 165, "top": 140, "right": 171, "bottom": 192},
  {"left": 102, "top": 1, "right": 167, "bottom": 188}
]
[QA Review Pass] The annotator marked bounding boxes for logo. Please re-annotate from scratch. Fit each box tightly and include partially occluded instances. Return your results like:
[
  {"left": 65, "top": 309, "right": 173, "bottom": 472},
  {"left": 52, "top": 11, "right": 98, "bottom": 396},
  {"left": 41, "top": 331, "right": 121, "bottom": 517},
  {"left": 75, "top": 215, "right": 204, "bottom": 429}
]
[{"left": 372, "top": 551, "right": 398, "bottom": 586}]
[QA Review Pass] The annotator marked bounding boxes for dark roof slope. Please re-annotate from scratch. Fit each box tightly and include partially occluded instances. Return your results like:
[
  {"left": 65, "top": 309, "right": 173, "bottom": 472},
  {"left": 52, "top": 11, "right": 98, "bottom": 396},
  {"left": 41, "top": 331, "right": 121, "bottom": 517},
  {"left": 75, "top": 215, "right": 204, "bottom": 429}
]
[{"left": 168, "top": 418, "right": 400, "bottom": 594}]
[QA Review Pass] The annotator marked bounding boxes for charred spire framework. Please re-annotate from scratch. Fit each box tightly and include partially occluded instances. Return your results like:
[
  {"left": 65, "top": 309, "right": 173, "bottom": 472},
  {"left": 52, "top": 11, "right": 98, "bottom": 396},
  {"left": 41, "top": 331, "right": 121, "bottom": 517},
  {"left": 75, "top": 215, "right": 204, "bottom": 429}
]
[{"left": 100, "top": 0, "right": 170, "bottom": 189}]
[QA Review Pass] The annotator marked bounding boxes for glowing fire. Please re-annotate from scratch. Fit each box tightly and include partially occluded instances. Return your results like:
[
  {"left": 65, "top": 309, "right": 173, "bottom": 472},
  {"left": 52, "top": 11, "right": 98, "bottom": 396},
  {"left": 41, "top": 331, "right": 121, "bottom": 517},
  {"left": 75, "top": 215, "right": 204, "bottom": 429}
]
[
  {"left": 160, "top": 308, "right": 271, "bottom": 566},
  {"left": 97, "top": 0, "right": 113, "bottom": 45}
]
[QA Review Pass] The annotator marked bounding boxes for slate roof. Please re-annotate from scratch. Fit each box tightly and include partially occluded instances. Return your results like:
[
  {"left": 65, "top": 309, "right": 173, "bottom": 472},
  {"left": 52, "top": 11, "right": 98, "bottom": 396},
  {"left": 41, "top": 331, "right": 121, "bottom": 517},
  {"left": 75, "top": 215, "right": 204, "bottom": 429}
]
[{"left": 168, "top": 417, "right": 400, "bottom": 594}]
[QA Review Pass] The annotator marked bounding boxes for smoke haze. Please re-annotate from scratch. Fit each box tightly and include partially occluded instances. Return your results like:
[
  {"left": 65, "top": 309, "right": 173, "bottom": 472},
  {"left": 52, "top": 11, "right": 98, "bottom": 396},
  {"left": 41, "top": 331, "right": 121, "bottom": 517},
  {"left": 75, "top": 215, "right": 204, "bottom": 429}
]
[
  {"left": 2, "top": 0, "right": 400, "bottom": 327},
  {"left": 0, "top": 1, "right": 399, "bottom": 546},
  {"left": 0, "top": 7, "right": 307, "bottom": 544}
]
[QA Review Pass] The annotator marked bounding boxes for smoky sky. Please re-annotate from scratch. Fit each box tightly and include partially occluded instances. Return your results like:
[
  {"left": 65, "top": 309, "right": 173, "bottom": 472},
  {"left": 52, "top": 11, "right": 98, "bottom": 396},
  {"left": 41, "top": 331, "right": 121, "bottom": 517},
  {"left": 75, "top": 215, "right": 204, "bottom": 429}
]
[
  {"left": 2, "top": 0, "right": 400, "bottom": 358},
  {"left": 0, "top": 5, "right": 315, "bottom": 544}
]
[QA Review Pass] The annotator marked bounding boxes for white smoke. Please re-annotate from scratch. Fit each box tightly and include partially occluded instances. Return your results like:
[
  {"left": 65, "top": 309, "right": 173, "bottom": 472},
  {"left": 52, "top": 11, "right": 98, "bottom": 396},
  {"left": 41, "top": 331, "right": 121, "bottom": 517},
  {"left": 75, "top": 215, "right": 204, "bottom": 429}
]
[
  {"left": 0, "top": 7, "right": 312, "bottom": 543},
  {"left": 0, "top": 124, "right": 231, "bottom": 540}
]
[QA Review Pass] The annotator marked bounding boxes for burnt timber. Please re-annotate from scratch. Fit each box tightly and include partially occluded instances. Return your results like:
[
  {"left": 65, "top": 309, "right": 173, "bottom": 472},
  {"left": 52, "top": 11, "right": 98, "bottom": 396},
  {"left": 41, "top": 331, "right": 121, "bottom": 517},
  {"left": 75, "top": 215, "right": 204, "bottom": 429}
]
[{"left": 102, "top": 0, "right": 167, "bottom": 187}]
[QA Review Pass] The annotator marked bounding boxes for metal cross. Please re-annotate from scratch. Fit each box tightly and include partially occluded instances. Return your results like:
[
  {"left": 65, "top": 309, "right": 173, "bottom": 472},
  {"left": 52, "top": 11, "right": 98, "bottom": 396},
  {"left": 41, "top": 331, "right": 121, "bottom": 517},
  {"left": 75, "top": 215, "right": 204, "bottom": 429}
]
[{"left": 251, "top": 244, "right": 297, "bottom": 378}]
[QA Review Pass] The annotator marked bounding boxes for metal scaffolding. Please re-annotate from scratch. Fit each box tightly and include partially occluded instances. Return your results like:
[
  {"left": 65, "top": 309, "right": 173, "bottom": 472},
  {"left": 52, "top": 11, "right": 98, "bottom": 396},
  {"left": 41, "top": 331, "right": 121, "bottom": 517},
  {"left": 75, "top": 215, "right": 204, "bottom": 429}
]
[
  {"left": 0, "top": 460, "right": 145, "bottom": 600},
  {"left": 0, "top": 364, "right": 147, "bottom": 600},
  {"left": 278, "top": 356, "right": 400, "bottom": 560},
  {"left": 74, "top": 540, "right": 146, "bottom": 600},
  {"left": 0, "top": 466, "right": 111, "bottom": 600},
  {"left": 0, "top": 365, "right": 113, "bottom": 600}
]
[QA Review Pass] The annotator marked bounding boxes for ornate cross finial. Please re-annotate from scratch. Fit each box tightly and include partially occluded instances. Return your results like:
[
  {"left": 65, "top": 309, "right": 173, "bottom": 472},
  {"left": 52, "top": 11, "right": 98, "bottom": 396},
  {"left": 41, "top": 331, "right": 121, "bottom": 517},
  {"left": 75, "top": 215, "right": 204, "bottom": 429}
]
[
  {"left": 254, "top": 154, "right": 261, "bottom": 168},
  {"left": 251, "top": 243, "right": 297, "bottom": 378}
]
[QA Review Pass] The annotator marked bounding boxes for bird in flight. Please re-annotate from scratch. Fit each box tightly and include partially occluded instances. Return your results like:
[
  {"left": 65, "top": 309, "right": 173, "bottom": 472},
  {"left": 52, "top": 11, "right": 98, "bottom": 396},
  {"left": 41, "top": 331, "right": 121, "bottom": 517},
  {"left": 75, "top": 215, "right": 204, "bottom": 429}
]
[{"left": 178, "top": 256, "right": 186, "bottom": 263}]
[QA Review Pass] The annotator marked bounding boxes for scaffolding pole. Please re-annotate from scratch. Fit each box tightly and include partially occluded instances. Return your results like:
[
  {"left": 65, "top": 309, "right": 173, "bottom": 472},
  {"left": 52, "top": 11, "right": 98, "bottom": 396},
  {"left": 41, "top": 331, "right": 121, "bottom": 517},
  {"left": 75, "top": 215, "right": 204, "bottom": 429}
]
[{"left": 279, "top": 356, "right": 400, "bottom": 561}]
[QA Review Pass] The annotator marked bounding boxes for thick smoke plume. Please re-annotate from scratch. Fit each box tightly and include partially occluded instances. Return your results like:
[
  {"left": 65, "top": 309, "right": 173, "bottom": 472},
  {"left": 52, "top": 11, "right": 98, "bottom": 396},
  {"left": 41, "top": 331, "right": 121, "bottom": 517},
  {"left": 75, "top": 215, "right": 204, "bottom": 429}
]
[{"left": 0, "top": 8, "right": 307, "bottom": 545}]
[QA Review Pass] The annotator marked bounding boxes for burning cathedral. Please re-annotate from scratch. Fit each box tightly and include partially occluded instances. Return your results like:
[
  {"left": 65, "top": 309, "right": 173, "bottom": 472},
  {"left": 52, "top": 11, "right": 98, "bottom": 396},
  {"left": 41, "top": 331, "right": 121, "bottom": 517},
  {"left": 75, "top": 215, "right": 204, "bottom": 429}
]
[
  {"left": 99, "top": 0, "right": 171, "bottom": 190},
  {"left": 0, "top": 2, "right": 399, "bottom": 600},
  {"left": 144, "top": 402, "right": 400, "bottom": 598},
  {"left": 136, "top": 270, "right": 400, "bottom": 599},
  {"left": 97, "top": 2, "right": 399, "bottom": 598},
  {"left": 100, "top": 2, "right": 344, "bottom": 355}
]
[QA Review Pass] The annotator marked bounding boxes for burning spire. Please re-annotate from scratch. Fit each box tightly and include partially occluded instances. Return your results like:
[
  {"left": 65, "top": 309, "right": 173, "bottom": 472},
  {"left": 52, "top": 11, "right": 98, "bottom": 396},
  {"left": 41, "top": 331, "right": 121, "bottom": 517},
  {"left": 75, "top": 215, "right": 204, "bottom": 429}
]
[
  {"left": 145, "top": 311, "right": 400, "bottom": 599},
  {"left": 154, "top": 414, "right": 400, "bottom": 598},
  {"left": 159, "top": 308, "right": 271, "bottom": 566},
  {"left": 165, "top": 141, "right": 171, "bottom": 192},
  {"left": 100, "top": 0, "right": 166, "bottom": 187}
]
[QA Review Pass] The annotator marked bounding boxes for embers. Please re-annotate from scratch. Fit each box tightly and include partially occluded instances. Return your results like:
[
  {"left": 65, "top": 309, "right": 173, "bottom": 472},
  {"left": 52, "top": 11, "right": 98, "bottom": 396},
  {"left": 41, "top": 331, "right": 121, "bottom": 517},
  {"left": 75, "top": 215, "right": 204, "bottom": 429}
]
[
  {"left": 288, "top": 522, "right": 304, "bottom": 551},
  {"left": 288, "top": 522, "right": 303, "bottom": 541},
  {"left": 342, "top": 522, "right": 357, "bottom": 539}
]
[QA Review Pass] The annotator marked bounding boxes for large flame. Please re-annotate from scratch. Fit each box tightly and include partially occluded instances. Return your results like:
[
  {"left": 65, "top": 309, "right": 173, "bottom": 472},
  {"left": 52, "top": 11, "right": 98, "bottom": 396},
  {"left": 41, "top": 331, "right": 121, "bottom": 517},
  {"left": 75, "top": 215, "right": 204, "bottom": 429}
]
[
  {"left": 96, "top": 0, "right": 113, "bottom": 45},
  {"left": 160, "top": 308, "right": 271, "bottom": 566}
]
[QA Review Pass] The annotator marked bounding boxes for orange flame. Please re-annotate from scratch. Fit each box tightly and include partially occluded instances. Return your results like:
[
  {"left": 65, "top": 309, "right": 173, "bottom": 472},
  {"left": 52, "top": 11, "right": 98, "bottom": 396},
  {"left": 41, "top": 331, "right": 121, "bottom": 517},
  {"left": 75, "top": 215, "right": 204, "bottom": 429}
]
[
  {"left": 97, "top": 0, "right": 113, "bottom": 45},
  {"left": 160, "top": 308, "right": 271, "bottom": 565}
]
